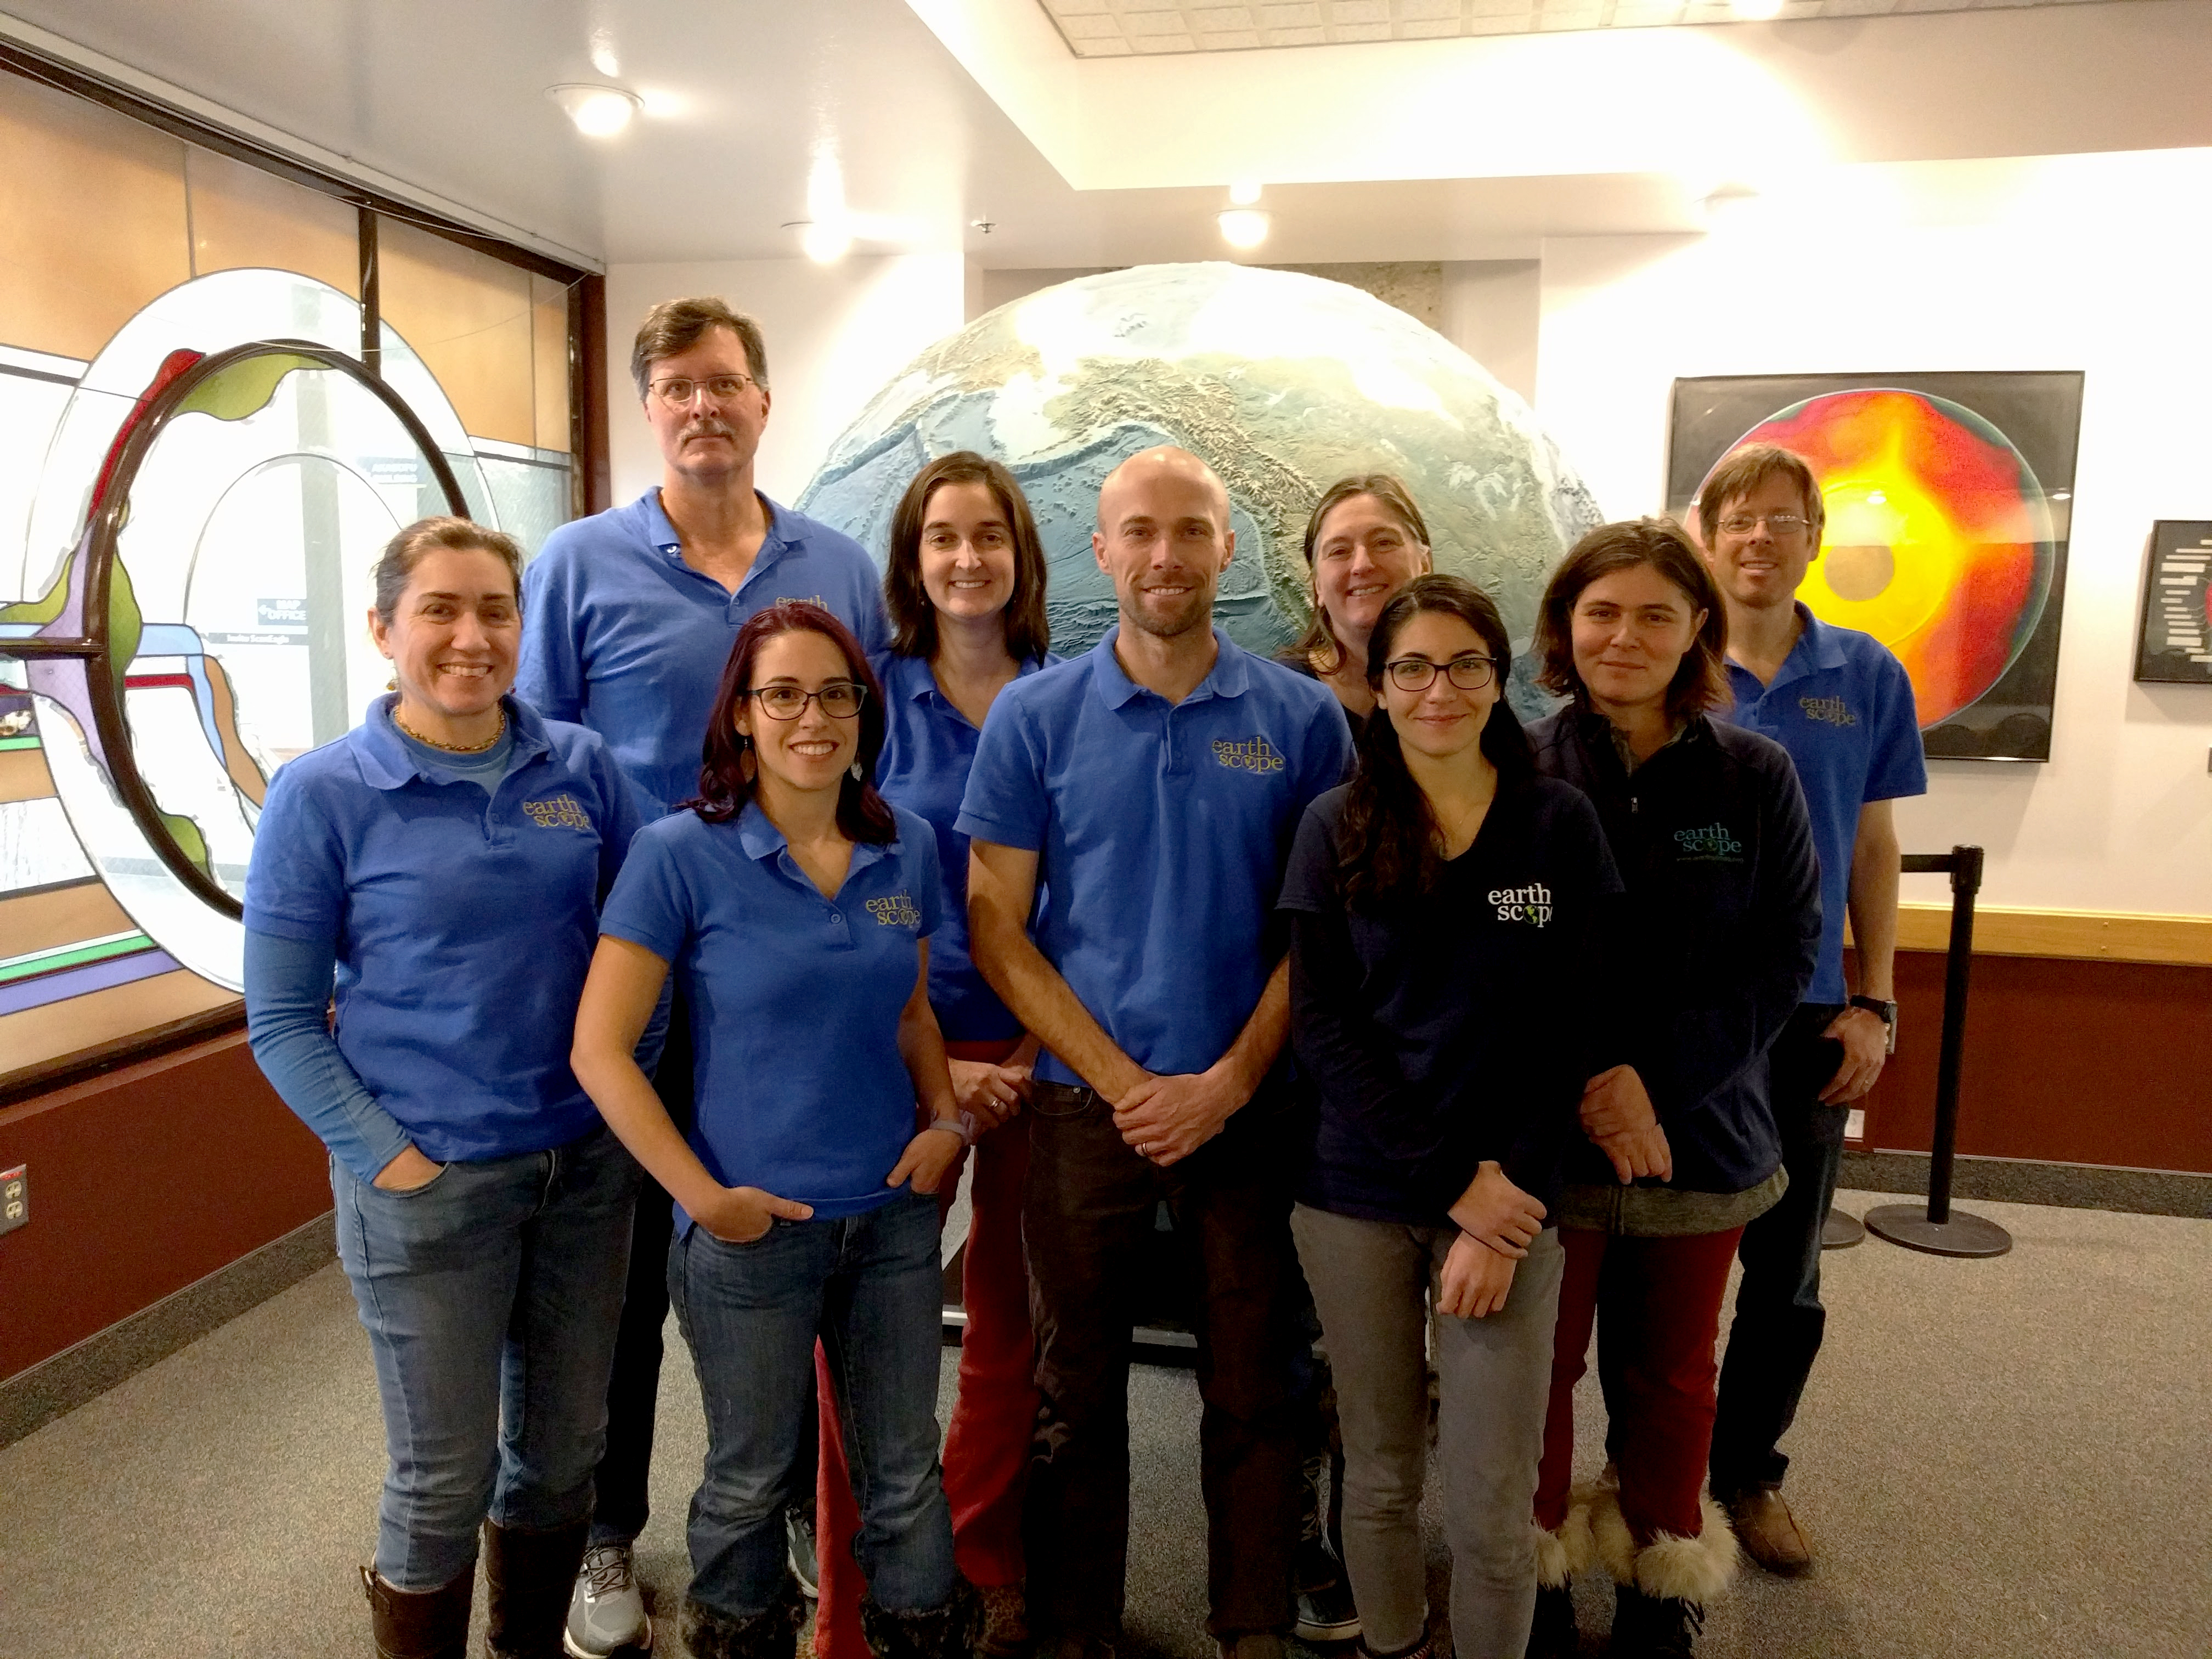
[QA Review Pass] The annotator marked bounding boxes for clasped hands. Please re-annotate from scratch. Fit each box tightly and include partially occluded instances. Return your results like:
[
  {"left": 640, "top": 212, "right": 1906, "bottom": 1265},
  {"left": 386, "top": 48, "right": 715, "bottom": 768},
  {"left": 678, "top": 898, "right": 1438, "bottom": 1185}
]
[
  {"left": 1579, "top": 1064, "right": 1672, "bottom": 1185},
  {"left": 1440, "top": 1160, "right": 1543, "bottom": 1320},
  {"left": 1110, "top": 1065, "right": 1244, "bottom": 1167}
]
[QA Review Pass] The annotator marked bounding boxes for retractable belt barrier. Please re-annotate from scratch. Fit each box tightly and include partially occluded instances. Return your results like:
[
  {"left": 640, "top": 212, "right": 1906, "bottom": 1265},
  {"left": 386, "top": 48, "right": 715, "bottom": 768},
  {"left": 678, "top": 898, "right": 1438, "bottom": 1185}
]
[{"left": 1858, "top": 844, "right": 2014, "bottom": 1259}]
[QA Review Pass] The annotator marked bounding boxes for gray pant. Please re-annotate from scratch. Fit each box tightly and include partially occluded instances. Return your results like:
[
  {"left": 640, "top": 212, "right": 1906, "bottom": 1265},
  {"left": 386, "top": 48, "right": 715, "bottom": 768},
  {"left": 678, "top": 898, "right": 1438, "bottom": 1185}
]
[{"left": 1291, "top": 1205, "right": 1565, "bottom": 1659}]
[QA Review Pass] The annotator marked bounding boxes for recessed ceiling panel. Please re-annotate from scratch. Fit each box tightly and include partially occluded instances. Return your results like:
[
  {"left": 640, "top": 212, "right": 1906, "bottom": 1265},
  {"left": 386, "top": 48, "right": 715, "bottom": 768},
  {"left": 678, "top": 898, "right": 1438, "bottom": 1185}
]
[{"left": 1036, "top": 0, "right": 2155, "bottom": 54}]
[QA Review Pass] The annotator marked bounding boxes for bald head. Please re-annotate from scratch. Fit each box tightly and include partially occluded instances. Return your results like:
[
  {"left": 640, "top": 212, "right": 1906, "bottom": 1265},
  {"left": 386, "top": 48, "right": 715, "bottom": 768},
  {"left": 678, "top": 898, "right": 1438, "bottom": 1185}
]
[
  {"left": 1098, "top": 445, "right": 1231, "bottom": 534},
  {"left": 1092, "top": 445, "right": 1237, "bottom": 642}
]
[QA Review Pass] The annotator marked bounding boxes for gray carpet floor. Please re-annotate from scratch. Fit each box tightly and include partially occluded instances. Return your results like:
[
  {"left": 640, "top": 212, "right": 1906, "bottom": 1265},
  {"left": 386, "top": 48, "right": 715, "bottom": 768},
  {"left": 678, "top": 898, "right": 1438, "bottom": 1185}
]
[{"left": 2, "top": 1188, "right": 2207, "bottom": 1658}]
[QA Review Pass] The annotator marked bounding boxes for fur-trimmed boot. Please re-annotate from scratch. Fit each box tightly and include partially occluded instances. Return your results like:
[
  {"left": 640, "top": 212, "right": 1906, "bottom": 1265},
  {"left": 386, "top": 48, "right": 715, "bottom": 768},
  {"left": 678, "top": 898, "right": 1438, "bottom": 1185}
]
[
  {"left": 482, "top": 1518, "right": 590, "bottom": 1658},
  {"left": 683, "top": 1574, "right": 810, "bottom": 1659},
  {"left": 1525, "top": 1483, "right": 1596, "bottom": 1659},
  {"left": 361, "top": 1562, "right": 473, "bottom": 1659},
  {"left": 1590, "top": 1486, "right": 1737, "bottom": 1658},
  {"left": 857, "top": 1576, "right": 984, "bottom": 1659}
]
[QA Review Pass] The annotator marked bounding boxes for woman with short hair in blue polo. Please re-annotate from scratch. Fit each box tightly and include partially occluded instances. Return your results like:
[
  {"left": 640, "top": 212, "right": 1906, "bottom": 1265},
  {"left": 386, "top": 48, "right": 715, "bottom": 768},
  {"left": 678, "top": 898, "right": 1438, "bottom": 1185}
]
[
  {"left": 1280, "top": 575, "right": 1621, "bottom": 1659},
  {"left": 569, "top": 602, "right": 975, "bottom": 1659},
  {"left": 243, "top": 516, "right": 647, "bottom": 1659}
]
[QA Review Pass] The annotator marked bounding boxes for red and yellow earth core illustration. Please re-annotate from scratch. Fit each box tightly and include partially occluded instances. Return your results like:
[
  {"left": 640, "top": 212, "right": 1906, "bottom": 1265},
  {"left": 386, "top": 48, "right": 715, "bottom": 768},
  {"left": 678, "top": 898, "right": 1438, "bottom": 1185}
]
[{"left": 1707, "top": 390, "right": 2054, "bottom": 726}]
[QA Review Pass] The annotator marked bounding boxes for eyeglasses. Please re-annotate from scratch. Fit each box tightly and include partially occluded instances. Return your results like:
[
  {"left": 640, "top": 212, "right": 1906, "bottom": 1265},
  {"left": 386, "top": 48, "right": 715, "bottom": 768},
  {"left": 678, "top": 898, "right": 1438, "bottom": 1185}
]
[
  {"left": 1383, "top": 653, "right": 1498, "bottom": 693},
  {"left": 748, "top": 682, "right": 867, "bottom": 720},
  {"left": 1716, "top": 512, "right": 1812, "bottom": 539},
  {"left": 649, "top": 374, "right": 757, "bottom": 410}
]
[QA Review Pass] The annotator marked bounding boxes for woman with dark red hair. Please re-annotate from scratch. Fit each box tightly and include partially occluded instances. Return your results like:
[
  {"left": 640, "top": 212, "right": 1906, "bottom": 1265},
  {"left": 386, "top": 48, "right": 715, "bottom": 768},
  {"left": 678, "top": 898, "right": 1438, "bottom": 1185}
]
[{"left": 571, "top": 602, "right": 976, "bottom": 1659}]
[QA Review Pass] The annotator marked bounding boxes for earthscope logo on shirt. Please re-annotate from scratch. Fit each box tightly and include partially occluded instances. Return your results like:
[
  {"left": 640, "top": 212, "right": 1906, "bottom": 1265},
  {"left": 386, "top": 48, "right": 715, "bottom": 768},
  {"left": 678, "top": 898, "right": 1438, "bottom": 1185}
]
[
  {"left": 522, "top": 794, "right": 592, "bottom": 831},
  {"left": 1212, "top": 735, "right": 1286, "bottom": 773},
  {"left": 1489, "top": 882, "right": 1553, "bottom": 927},
  {"left": 1799, "top": 693, "right": 1858, "bottom": 727},
  {"left": 1673, "top": 821, "right": 1745, "bottom": 862},
  {"left": 866, "top": 891, "right": 923, "bottom": 929}
]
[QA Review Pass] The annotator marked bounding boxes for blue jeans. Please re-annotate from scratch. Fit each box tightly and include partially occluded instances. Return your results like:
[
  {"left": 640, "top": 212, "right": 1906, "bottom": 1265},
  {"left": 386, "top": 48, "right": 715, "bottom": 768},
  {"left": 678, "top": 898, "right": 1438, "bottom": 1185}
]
[
  {"left": 669, "top": 1190, "right": 955, "bottom": 1620},
  {"left": 333, "top": 1123, "right": 640, "bottom": 1589}
]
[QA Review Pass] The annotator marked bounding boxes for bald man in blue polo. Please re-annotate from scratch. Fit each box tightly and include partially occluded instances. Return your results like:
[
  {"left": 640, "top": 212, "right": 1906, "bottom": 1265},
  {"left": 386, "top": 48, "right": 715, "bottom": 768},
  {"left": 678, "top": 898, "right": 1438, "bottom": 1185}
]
[{"left": 961, "top": 447, "right": 1352, "bottom": 1659}]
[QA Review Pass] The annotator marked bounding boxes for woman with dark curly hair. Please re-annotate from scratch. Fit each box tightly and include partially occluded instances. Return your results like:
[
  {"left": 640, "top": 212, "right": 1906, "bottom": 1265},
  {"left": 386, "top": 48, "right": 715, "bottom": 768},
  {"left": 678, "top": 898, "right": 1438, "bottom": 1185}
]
[
  {"left": 1280, "top": 573, "right": 1622, "bottom": 1659},
  {"left": 571, "top": 602, "right": 977, "bottom": 1659},
  {"left": 1522, "top": 520, "right": 1820, "bottom": 1659}
]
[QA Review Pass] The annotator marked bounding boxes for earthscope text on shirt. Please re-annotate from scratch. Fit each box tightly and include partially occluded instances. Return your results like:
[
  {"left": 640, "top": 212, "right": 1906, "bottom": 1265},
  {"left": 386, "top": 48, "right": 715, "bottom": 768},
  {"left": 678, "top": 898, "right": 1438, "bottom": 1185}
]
[
  {"left": 597, "top": 800, "right": 943, "bottom": 1229},
  {"left": 1719, "top": 602, "right": 1927, "bottom": 1005},
  {"left": 955, "top": 627, "right": 1353, "bottom": 1089},
  {"left": 243, "top": 695, "right": 646, "bottom": 1164},
  {"left": 873, "top": 648, "right": 1061, "bottom": 1044},
  {"left": 517, "top": 488, "right": 891, "bottom": 815},
  {"left": 1279, "top": 775, "right": 1623, "bottom": 1226}
]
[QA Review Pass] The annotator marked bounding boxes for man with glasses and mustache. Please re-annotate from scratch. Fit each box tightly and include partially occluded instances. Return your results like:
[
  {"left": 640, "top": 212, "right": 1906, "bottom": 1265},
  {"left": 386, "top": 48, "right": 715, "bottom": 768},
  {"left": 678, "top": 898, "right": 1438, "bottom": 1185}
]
[
  {"left": 961, "top": 448, "right": 1351, "bottom": 1659},
  {"left": 519, "top": 296, "right": 888, "bottom": 1658},
  {"left": 1690, "top": 443, "right": 1925, "bottom": 1578}
]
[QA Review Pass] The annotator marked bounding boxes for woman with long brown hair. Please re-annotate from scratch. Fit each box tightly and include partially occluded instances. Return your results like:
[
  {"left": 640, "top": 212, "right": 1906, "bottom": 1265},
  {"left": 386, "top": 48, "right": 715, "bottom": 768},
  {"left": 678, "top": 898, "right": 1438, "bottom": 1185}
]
[
  {"left": 571, "top": 603, "right": 976, "bottom": 1659},
  {"left": 810, "top": 452, "right": 1058, "bottom": 1659},
  {"left": 1281, "top": 574, "right": 1621, "bottom": 1659}
]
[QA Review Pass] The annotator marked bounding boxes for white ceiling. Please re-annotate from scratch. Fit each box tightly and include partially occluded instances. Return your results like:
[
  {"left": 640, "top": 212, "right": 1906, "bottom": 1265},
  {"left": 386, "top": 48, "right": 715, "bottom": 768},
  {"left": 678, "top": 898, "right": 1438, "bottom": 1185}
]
[{"left": 3, "top": 0, "right": 2209, "bottom": 270}]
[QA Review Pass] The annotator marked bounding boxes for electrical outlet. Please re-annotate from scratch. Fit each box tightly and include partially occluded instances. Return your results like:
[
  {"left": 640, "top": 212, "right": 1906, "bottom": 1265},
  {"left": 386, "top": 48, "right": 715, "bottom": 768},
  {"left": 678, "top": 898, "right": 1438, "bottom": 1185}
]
[{"left": 0, "top": 1164, "right": 24, "bottom": 1236}]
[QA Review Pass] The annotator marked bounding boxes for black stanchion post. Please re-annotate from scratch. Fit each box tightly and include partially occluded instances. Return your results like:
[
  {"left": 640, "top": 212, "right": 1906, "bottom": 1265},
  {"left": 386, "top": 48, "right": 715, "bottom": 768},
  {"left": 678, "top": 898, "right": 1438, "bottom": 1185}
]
[{"left": 1865, "top": 845, "right": 2012, "bottom": 1259}]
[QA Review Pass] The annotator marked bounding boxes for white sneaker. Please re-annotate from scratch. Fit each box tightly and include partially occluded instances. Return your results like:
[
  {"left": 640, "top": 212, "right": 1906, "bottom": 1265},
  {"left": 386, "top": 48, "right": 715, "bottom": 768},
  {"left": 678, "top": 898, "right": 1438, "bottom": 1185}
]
[{"left": 565, "top": 1542, "right": 652, "bottom": 1657}]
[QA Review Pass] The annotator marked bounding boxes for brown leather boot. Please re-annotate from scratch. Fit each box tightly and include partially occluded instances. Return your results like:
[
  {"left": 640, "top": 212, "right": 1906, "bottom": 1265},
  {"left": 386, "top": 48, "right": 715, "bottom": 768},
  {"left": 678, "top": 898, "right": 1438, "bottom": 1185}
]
[
  {"left": 482, "top": 1518, "right": 591, "bottom": 1658},
  {"left": 361, "top": 1562, "right": 473, "bottom": 1659},
  {"left": 1723, "top": 1488, "right": 1813, "bottom": 1577}
]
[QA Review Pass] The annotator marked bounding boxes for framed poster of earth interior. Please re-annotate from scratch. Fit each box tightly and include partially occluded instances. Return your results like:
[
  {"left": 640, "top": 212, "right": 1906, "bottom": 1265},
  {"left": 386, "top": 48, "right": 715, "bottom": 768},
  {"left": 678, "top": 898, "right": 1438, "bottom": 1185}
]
[
  {"left": 1666, "top": 371, "right": 2086, "bottom": 761},
  {"left": 2134, "top": 522, "right": 2212, "bottom": 684}
]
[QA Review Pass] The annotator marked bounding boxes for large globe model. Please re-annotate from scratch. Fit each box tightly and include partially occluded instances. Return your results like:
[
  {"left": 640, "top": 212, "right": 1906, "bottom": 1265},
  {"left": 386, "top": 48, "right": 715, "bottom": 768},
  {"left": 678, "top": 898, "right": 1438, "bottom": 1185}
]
[{"left": 798, "top": 262, "right": 1599, "bottom": 703}]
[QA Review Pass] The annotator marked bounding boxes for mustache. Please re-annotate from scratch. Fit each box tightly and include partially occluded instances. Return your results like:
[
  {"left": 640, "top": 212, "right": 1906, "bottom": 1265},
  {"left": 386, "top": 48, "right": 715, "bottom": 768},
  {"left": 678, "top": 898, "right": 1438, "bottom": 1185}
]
[{"left": 681, "top": 417, "right": 735, "bottom": 441}]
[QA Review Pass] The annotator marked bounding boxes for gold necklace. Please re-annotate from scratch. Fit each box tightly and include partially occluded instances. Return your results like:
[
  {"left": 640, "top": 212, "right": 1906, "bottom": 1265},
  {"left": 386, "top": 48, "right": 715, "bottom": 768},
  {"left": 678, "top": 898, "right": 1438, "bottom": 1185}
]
[{"left": 393, "top": 704, "right": 508, "bottom": 754}]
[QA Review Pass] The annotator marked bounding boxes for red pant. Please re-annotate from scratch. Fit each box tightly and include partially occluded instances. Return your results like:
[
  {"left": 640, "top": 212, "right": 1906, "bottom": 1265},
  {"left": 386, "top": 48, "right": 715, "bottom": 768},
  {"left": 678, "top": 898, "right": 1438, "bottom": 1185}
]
[
  {"left": 1533, "top": 1224, "right": 1745, "bottom": 1546},
  {"left": 815, "top": 1047, "right": 1037, "bottom": 1659}
]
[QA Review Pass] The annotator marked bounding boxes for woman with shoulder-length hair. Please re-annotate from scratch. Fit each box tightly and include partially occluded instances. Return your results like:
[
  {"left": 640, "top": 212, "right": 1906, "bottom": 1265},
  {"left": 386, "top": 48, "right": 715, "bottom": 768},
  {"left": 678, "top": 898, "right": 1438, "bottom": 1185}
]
[
  {"left": 1521, "top": 520, "right": 1820, "bottom": 1659},
  {"left": 810, "top": 451, "right": 1058, "bottom": 1659},
  {"left": 244, "top": 516, "right": 647, "bottom": 1659},
  {"left": 571, "top": 603, "right": 978, "bottom": 1659},
  {"left": 1280, "top": 574, "right": 1623, "bottom": 1659},
  {"left": 1281, "top": 474, "right": 1435, "bottom": 740}
]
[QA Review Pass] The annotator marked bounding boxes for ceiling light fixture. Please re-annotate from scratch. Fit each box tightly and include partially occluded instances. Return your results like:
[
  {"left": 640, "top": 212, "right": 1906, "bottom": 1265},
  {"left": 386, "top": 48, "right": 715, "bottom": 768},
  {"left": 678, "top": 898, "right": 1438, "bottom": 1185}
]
[
  {"left": 547, "top": 83, "right": 643, "bottom": 138},
  {"left": 1218, "top": 208, "right": 1271, "bottom": 250}
]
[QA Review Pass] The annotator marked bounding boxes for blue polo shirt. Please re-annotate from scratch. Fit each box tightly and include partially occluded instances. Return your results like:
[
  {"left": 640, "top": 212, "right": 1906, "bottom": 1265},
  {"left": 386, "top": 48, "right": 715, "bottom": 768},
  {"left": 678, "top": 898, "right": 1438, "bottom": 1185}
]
[
  {"left": 244, "top": 696, "right": 645, "bottom": 1162},
  {"left": 517, "top": 488, "right": 891, "bottom": 815},
  {"left": 598, "top": 801, "right": 943, "bottom": 1226},
  {"left": 1722, "top": 603, "right": 1927, "bottom": 1003},
  {"left": 956, "top": 628, "right": 1352, "bottom": 1087},
  {"left": 874, "top": 649, "right": 1062, "bottom": 1043}
]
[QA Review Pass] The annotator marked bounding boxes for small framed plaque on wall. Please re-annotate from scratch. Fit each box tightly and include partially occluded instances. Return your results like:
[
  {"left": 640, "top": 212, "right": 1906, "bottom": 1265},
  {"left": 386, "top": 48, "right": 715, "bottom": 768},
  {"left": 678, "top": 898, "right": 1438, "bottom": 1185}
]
[{"left": 2135, "top": 522, "right": 2212, "bottom": 684}]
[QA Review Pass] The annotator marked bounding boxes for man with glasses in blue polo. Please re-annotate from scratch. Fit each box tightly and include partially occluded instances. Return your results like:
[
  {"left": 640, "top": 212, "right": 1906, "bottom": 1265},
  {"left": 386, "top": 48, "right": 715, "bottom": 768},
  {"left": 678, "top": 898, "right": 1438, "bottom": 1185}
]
[
  {"left": 1691, "top": 443, "right": 1926, "bottom": 1578},
  {"left": 518, "top": 296, "right": 888, "bottom": 1658},
  {"left": 961, "top": 447, "right": 1352, "bottom": 1659}
]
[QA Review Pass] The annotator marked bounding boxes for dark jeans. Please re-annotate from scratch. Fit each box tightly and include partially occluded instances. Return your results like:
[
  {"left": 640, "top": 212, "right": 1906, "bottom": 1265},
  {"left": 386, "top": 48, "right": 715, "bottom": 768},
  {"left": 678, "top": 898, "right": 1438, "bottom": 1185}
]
[
  {"left": 1022, "top": 1081, "right": 1303, "bottom": 1643},
  {"left": 589, "top": 990, "right": 820, "bottom": 1548},
  {"left": 1709, "top": 1002, "right": 1849, "bottom": 1497},
  {"left": 670, "top": 1192, "right": 954, "bottom": 1620}
]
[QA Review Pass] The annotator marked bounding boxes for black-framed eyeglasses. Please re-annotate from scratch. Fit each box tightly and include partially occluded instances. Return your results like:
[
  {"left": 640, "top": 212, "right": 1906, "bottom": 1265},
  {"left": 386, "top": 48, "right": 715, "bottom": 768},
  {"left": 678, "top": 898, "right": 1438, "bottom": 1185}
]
[
  {"left": 1384, "top": 653, "right": 1498, "bottom": 692},
  {"left": 748, "top": 682, "right": 867, "bottom": 720},
  {"left": 1716, "top": 512, "right": 1811, "bottom": 539},
  {"left": 649, "top": 373, "right": 757, "bottom": 409}
]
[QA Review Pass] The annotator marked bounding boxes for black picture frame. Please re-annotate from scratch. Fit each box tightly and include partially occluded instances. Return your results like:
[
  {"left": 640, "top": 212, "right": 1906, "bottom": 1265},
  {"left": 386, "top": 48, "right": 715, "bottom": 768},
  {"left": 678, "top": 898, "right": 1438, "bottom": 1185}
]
[
  {"left": 2135, "top": 522, "right": 2212, "bottom": 685},
  {"left": 1667, "top": 371, "right": 2086, "bottom": 763}
]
